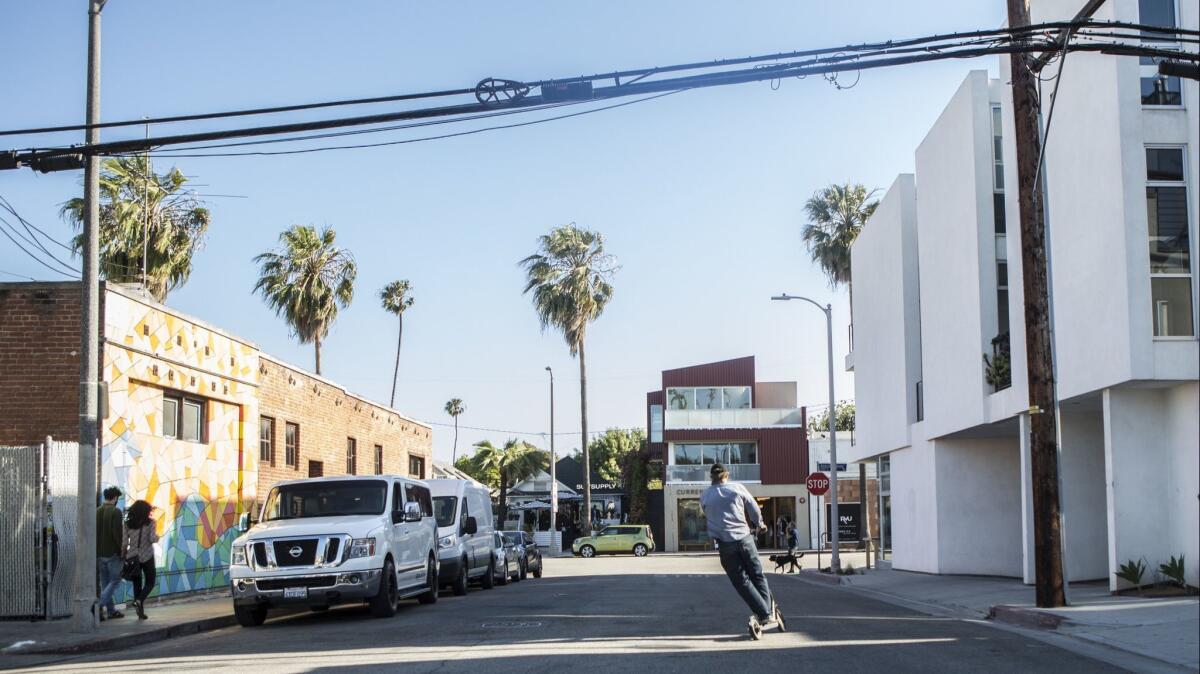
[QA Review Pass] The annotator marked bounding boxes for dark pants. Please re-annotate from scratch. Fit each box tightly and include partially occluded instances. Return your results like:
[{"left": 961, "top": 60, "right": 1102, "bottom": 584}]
[
  {"left": 131, "top": 560, "right": 156, "bottom": 603},
  {"left": 717, "top": 535, "right": 772, "bottom": 620}
]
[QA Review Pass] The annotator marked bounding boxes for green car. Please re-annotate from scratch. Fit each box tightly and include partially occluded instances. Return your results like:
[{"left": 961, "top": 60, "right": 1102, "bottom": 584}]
[{"left": 572, "top": 525, "right": 656, "bottom": 558}]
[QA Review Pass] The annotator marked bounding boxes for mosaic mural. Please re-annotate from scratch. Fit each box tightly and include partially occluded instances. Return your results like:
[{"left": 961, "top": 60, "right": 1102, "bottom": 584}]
[{"left": 99, "top": 289, "right": 258, "bottom": 599}]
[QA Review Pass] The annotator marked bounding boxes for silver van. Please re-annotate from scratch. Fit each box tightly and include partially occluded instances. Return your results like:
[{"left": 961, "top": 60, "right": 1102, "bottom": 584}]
[{"left": 428, "top": 479, "right": 497, "bottom": 595}]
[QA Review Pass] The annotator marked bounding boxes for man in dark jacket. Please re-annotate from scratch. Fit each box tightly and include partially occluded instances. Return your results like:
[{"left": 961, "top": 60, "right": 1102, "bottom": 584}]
[{"left": 96, "top": 486, "right": 125, "bottom": 620}]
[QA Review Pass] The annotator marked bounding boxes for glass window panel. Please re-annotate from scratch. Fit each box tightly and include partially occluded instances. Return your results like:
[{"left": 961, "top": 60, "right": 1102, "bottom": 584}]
[
  {"left": 993, "top": 193, "right": 1006, "bottom": 234},
  {"left": 1152, "top": 278, "right": 1195, "bottom": 336},
  {"left": 695, "top": 387, "right": 721, "bottom": 409},
  {"left": 1147, "top": 187, "right": 1191, "bottom": 274},
  {"left": 1141, "top": 75, "right": 1182, "bottom": 106},
  {"left": 649, "top": 404, "right": 663, "bottom": 442},
  {"left": 740, "top": 443, "right": 758, "bottom": 465},
  {"left": 994, "top": 163, "right": 1004, "bottom": 191},
  {"left": 997, "top": 261, "right": 1009, "bottom": 290},
  {"left": 702, "top": 444, "right": 724, "bottom": 465},
  {"left": 181, "top": 400, "right": 202, "bottom": 442},
  {"left": 1138, "top": 0, "right": 1175, "bottom": 28},
  {"left": 677, "top": 499, "right": 706, "bottom": 545},
  {"left": 667, "top": 388, "right": 693, "bottom": 410},
  {"left": 674, "top": 444, "right": 702, "bottom": 465},
  {"left": 998, "top": 289, "right": 1010, "bottom": 335},
  {"left": 1147, "top": 148, "right": 1185, "bottom": 182},
  {"left": 259, "top": 417, "right": 273, "bottom": 463},
  {"left": 162, "top": 397, "right": 178, "bottom": 438},
  {"left": 995, "top": 233, "right": 1008, "bottom": 262},
  {"left": 722, "top": 387, "right": 751, "bottom": 409}
]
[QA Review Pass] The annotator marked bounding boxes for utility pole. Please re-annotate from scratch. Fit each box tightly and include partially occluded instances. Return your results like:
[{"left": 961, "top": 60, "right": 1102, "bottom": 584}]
[
  {"left": 74, "top": 0, "right": 105, "bottom": 632},
  {"left": 546, "top": 366, "right": 559, "bottom": 555},
  {"left": 1006, "top": 0, "right": 1066, "bottom": 608}
]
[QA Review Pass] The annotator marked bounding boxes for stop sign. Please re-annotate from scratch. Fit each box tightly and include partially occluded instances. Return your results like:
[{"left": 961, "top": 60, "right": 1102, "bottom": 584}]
[{"left": 806, "top": 471, "right": 830, "bottom": 496}]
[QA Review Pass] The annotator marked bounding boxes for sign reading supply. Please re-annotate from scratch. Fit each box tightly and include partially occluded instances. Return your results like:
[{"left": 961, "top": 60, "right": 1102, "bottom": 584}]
[{"left": 805, "top": 472, "right": 830, "bottom": 496}]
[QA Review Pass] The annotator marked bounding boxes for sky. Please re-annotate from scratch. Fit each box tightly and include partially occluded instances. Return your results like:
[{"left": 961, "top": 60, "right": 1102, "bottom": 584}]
[{"left": 0, "top": 1, "right": 1005, "bottom": 465}]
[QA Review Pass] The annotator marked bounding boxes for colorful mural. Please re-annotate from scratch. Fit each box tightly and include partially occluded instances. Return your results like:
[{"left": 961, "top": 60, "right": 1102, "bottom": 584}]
[{"left": 99, "top": 288, "right": 258, "bottom": 599}]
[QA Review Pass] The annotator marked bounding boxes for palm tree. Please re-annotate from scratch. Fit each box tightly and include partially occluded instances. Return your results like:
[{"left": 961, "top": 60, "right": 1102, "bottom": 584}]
[
  {"left": 61, "top": 155, "right": 209, "bottom": 302},
  {"left": 380, "top": 280, "right": 415, "bottom": 407},
  {"left": 473, "top": 439, "right": 545, "bottom": 527},
  {"left": 801, "top": 183, "right": 879, "bottom": 290},
  {"left": 444, "top": 398, "right": 465, "bottom": 462},
  {"left": 520, "top": 224, "right": 616, "bottom": 532},
  {"left": 253, "top": 225, "right": 356, "bottom": 375}
]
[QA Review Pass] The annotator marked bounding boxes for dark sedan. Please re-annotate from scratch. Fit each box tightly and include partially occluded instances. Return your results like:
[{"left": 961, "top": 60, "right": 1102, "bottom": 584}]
[{"left": 501, "top": 531, "right": 543, "bottom": 579}]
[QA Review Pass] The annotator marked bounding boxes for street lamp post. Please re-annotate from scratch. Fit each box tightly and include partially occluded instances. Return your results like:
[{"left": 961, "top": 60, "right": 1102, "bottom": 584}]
[
  {"left": 545, "top": 366, "right": 559, "bottom": 555},
  {"left": 771, "top": 293, "right": 840, "bottom": 572}
]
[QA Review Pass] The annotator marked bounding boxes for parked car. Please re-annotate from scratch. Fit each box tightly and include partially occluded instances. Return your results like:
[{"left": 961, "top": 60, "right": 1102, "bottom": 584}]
[
  {"left": 428, "top": 479, "right": 497, "bottom": 594},
  {"left": 572, "top": 524, "right": 655, "bottom": 558},
  {"left": 491, "top": 531, "right": 521, "bottom": 585},
  {"left": 229, "top": 476, "right": 439, "bottom": 626},
  {"left": 501, "top": 531, "right": 543, "bottom": 579}
]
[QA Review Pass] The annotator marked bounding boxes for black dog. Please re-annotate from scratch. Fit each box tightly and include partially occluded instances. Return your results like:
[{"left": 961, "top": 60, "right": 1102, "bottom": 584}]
[{"left": 769, "top": 552, "right": 803, "bottom": 574}]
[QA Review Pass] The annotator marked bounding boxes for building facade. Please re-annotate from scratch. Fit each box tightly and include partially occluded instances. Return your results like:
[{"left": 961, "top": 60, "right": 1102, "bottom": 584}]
[
  {"left": 847, "top": 0, "right": 1198, "bottom": 591},
  {"left": 646, "top": 357, "right": 810, "bottom": 552}
]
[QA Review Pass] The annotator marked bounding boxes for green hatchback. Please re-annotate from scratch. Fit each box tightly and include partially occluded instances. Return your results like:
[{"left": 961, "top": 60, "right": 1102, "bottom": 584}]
[{"left": 572, "top": 525, "right": 655, "bottom": 558}]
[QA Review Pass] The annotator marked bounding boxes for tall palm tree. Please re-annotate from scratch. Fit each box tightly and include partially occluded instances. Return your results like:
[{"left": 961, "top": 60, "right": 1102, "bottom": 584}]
[
  {"left": 801, "top": 183, "right": 880, "bottom": 290},
  {"left": 473, "top": 439, "right": 545, "bottom": 527},
  {"left": 444, "top": 398, "right": 465, "bottom": 462},
  {"left": 61, "top": 155, "right": 209, "bottom": 302},
  {"left": 520, "top": 224, "right": 616, "bottom": 532},
  {"left": 253, "top": 225, "right": 356, "bottom": 375},
  {"left": 380, "top": 280, "right": 414, "bottom": 407}
]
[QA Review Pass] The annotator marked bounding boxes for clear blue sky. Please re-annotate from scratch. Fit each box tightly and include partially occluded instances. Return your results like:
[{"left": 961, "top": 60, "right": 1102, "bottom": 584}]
[{"left": 0, "top": 1, "right": 1004, "bottom": 463}]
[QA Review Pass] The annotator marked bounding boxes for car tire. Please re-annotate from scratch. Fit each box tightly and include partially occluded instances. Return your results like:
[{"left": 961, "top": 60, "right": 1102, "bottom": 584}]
[
  {"left": 368, "top": 559, "right": 399, "bottom": 618},
  {"left": 234, "top": 603, "right": 267, "bottom": 627},
  {"left": 633, "top": 543, "right": 649, "bottom": 557},
  {"left": 498, "top": 559, "right": 510, "bottom": 586},
  {"left": 518, "top": 560, "right": 527, "bottom": 581},
  {"left": 451, "top": 557, "right": 469, "bottom": 596},
  {"left": 580, "top": 545, "right": 595, "bottom": 558},
  {"left": 417, "top": 556, "right": 439, "bottom": 605},
  {"left": 481, "top": 557, "right": 496, "bottom": 590},
  {"left": 532, "top": 561, "right": 543, "bottom": 578}
]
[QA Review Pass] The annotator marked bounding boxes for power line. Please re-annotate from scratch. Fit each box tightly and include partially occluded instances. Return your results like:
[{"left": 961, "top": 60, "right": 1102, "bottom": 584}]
[
  {"left": 421, "top": 419, "right": 642, "bottom": 438},
  {"left": 0, "top": 218, "right": 78, "bottom": 278},
  {"left": 0, "top": 268, "right": 40, "bottom": 281}
]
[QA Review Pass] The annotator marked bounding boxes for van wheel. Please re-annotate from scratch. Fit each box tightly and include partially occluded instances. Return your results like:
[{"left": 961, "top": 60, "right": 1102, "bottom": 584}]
[
  {"left": 497, "top": 559, "right": 510, "bottom": 586},
  {"left": 518, "top": 560, "right": 527, "bottom": 581},
  {"left": 451, "top": 558, "right": 469, "bottom": 596},
  {"left": 580, "top": 545, "right": 596, "bottom": 558},
  {"left": 234, "top": 603, "right": 267, "bottom": 627},
  {"left": 369, "top": 559, "right": 399, "bottom": 618},
  {"left": 481, "top": 558, "right": 495, "bottom": 590},
  {"left": 533, "top": 561, "right": 543, "bottom": 579},
  {"left": 633, "top": 543, "right": 648, "bottom": 557},
  {"left": 417, "top": 556, "right": 439, "bottom": 605}
]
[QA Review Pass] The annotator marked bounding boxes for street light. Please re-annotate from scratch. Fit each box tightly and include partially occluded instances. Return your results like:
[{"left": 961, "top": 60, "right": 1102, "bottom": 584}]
[
  {"left": 771, "top": 292, "right": 840, "bottom": 572},
  {"left": 545, "top": 366, "right": 559, "bottom": 555}
]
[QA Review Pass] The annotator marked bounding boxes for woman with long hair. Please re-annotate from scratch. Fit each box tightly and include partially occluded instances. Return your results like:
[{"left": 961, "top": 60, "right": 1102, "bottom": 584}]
[{"left": 123, "top": 500, "right": 159, "bottom": 620}]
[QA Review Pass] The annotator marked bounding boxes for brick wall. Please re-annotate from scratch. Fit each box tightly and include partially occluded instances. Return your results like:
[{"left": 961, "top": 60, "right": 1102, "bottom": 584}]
[
  {"left": 0, "top": 282, "right": 87, "bottom": 444},
  {"left": 255, "top": 355, "right": 432, "bottom": 498}
]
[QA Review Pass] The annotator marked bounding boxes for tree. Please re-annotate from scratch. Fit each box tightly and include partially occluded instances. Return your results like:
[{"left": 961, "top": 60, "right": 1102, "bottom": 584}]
[
  {"left": 253, "top": 225, "right": 356, "bottom": 375},
  {"left": 472, "top": 439, "right": 547, "bottom": 526},
  {"left": 588, "top": 428, "right": 645, "bottom": 485},
  {"left": 454, "top": 451, "right": 498, "bottom": 491},
  {"left": 807, "top": 400, "right": 856, "bottom": 434},
  {"left": 444, "top": 398, "right": 465, "bottom": 463},
  {"left": 380, "top": 280, "right": 414, "bottom": 407},
  {"left": 801, "top": 183, "right": 879, "bottom": 290},
  {"left": 520, "top": 224, "right": 617, "bottom": 532},
  {"left": 619, "top": 440, "right": 654, "bottom": 525},
  {"left": 61, "top": 155, "right": 209, "bottom": 302}
]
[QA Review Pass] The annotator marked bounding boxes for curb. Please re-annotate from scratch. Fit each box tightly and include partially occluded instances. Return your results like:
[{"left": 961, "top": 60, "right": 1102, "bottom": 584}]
[
  {"left": 20, "top": 614, "right": 237, "bottom": 655},
  {"left": 778, "top": 570, "right": 847, "bottom": 586},
  {"left": 987, "top": 604, "right": 1069, "bottom": 631}
]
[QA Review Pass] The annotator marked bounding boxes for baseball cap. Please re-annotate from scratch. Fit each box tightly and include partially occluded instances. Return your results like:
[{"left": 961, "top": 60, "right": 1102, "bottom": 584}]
[{"left": 710, "top": 463, "right": 728, "bottom": 477}]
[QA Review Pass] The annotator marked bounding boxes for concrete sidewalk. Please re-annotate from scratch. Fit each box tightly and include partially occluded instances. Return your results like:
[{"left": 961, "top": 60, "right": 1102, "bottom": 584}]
[
  {"left": 0, "top": 593, "right": 235, "bottom": 656},
  {"left": 786, "top": 567, "right": 1199, "bottom": 671}
]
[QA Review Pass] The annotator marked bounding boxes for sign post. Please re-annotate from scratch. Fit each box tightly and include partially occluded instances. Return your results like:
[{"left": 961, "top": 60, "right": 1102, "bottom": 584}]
[{"left": 805, "top": 472, "right": 830, "bottom": 572}]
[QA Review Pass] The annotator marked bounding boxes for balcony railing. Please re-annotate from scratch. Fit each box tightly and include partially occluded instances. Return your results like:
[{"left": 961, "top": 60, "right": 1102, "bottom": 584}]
[
  {"left": 664, "top": 408, "right": 804, "bottom": 430},
  {"left": 667, "top": 463, "right": 761, "bottom": 483}
]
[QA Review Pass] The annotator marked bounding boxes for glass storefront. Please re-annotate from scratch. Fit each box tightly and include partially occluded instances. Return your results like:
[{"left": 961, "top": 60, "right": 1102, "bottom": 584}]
[
  {"left": 677, "top": 498, "right": 708, "bottom": 549},
  {"left": 878, "top": 454, "right": 892, "bottom": 559}
]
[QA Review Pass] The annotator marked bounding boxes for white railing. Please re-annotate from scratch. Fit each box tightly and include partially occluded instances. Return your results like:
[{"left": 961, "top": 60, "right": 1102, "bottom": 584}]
[
  {"left": 667, "top": 464, "right": 761, "bottom": 483},
  {"left": 664, "top": 408, "right": 804, "bottom": 430}
]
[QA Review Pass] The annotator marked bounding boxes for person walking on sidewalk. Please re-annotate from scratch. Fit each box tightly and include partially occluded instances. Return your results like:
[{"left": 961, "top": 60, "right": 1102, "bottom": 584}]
[
  {"left": 123, "top": 500, "right": 159, "bottom": 620},
  {"left": 96, "top": 486, "right": 125, "bottom": 621},
  {"left": 700, "top": 463, "right": 783, "bottom": 639}
]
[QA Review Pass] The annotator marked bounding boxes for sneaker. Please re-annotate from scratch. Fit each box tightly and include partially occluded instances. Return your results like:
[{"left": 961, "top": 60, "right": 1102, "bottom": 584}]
[{"left": 108, "top": 610, "right": 125, "bottom": 619}]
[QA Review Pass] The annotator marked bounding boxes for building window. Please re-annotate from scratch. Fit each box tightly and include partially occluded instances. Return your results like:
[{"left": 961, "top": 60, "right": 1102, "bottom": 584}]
[
  {"left": 409, "top": 455, "right": 425, "bottom": 479},
  {"left": 346, "top": 438, "right": 357, "bottom": 474},
  {"left": 673, "top": 442, "right": 758, "bottom": 465},
  {"left": 374, "top": 444, "right": 383, "bottom": 475},
  {"left": 649, "top": 404, "right": 663, "bottom": 443},
  {"left": 259, "top": 416, "right": 275, "bottom": 466},
  {"left": 1138, "top": 0, "right": 1182, "bottom": 106},
  {"left": 308, "top": 460, "right": 323, "bottom": 478},
  {"left": 666, "top": 386, "right": 752, "bottom": 410},
  {"left": 677, "top": 499, "right": 707, "bottom": 548},
  {"left": 285, "top": 422, "right": 299, "bottom": 468},
  {"left": 1146, "top": 147, "right": 1194, "bottom": 336},
  {"left": 162, "top": 393, "right": 205, "bottom": 442},
  {"left": 991, "top": 105, "right": 1010, "bottom": 336}
]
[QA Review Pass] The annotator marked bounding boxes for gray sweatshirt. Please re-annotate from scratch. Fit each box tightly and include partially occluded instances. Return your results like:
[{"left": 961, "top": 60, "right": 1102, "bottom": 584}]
[{"left": 699, "top": 482, "right": 763, "bottom": 543}]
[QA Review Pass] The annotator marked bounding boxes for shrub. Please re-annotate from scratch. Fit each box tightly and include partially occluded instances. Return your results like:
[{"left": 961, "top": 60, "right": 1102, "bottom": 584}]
[
  {"left": 1159, "top": 555, "right": 1186, "bottom": 588},
  {"left": 1115, "top": 558, "right": 1147, "bottom": 590}
]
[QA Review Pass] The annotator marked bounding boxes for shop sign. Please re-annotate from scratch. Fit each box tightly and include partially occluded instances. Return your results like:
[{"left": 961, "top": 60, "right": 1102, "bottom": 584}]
[
  {"left": 647, "top": 478, "right": 663, "bottom": 491},
  {"left": 825, "top": 502, "right": 861, "bottom": 540}
]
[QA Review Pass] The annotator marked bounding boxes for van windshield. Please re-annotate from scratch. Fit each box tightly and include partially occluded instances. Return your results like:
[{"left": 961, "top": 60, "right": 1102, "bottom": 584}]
[
  {"left": 432, "top": 496, "right": 457, "bottom": 528},
  {"left": 261, "top": 480, "right": 387, "bottom": 521}
]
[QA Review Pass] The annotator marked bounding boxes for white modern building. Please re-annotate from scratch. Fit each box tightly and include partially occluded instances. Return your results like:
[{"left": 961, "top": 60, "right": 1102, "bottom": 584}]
[{"left": 846, "top": 0, "right": 1199, "bottom": 590}]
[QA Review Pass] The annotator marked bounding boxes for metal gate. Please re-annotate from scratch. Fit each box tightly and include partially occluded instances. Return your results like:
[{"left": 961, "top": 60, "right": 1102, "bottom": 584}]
[{"left": 0, "top": 439, "right": 79, "bottom": 620}]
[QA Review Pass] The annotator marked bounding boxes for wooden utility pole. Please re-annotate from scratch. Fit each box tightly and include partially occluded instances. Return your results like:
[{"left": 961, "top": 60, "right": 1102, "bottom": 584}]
[{"left": 1006, "top": 0, "right": 1066, "bottom": 608}]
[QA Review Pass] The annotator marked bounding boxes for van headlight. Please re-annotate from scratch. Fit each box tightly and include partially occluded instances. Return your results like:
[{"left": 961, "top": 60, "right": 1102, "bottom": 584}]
[
  {"left": 348, "top": 538, "right": 376, "bottom": 559},
  {"left": 438, "top": 535, "right": 457, "bottom": 549},
  {"left": 231, "top": 545, "right": 248, "bottom": 566}
]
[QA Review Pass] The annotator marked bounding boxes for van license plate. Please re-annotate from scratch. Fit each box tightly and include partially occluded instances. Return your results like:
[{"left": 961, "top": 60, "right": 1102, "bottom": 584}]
[{"left": 283, "top": 587, "right": 307, "bottom": 599}]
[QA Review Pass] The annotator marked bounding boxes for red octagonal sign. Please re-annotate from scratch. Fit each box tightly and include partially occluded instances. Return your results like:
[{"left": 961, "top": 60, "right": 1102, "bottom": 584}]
[{"left": 806, "top": 471, "right": 830, "bottom": 496}]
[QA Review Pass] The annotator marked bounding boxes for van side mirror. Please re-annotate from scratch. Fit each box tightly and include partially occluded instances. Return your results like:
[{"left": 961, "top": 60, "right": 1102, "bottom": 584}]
[
  {"left": 404, "top": 502, "right": 422, "bottom": 523},
  {"left": 463, "top": 516, "right": 478, "bottom": 536},
  {"left": 238, "top": 512, "right": 252, "bottom": 533}
]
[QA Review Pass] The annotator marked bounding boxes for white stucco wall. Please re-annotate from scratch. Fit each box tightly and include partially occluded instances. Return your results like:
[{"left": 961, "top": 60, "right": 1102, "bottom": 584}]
[
  {"left": 888, "top": 432, "right": 939, "bottom": 574},
  {"left": 934, "top": 437, "right": 1023, "bottom": 577},
  {"left": 1165, "top": 382, "right": 1200, "bottom": 587},
  {"left": 1058, "top": 409, "right": 1109, "bottom": 582},
  {"left": 847, "top": 174, "right": 918, "bottom": 464}
]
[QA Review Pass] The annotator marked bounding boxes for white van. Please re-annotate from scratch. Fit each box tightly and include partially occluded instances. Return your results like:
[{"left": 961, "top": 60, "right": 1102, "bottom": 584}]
[{"left": 428, "top": 479, "right": 497, "bottom": 595}]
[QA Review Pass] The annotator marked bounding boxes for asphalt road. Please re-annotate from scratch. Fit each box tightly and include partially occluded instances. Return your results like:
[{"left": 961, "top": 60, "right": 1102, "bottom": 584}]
[{"left": 5, "top": 555, "right": 1120, "bottom": 673}]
